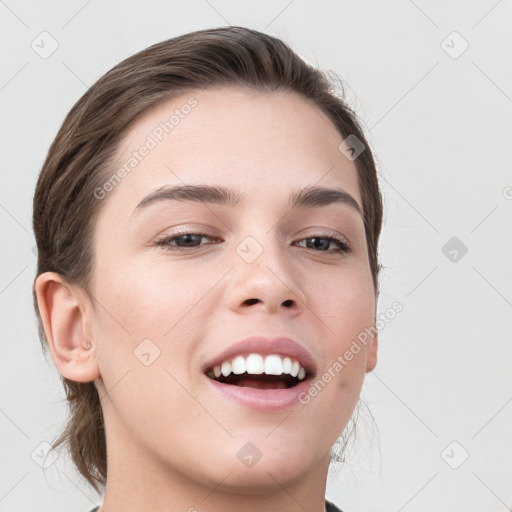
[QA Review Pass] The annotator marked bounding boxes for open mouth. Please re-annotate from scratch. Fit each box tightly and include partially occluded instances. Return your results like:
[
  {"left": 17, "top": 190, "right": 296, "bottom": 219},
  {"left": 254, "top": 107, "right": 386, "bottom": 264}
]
[
  {"left": 206, "top": 371, "right": 304, "bottom": 389},
  {"left": 203, "top": 343, "right": 316, "bottom": 410}
]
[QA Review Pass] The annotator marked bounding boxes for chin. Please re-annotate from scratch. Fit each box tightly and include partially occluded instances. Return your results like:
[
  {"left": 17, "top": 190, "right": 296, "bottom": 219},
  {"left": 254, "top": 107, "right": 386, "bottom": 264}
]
[
  {"left": 201, "top": 438, "right": 323, "bottom": 493},
  {"left": 209, "top": 460, "right": 313, "bottom": 495}
]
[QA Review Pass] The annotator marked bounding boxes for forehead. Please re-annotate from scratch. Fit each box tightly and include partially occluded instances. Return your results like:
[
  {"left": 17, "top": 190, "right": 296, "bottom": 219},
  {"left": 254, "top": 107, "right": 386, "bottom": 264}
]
[{"left": 100, "top": 87, "right": 362, "bottom": 220}]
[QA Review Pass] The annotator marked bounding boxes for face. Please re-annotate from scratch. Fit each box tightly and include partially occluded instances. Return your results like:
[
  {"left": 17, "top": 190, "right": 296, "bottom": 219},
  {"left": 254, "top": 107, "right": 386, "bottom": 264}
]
[{"left": 87, "top": 87, "right": 377, "bottom": 493}]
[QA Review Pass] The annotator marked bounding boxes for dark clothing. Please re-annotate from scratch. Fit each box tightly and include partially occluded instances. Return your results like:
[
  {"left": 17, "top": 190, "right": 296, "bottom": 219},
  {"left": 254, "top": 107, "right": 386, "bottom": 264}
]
[
  {"left": 89, "top": 500, "right": 343, "bottom": 511},
  {"left": 325, "top": 499, "right": 344, "bottom": 512}
]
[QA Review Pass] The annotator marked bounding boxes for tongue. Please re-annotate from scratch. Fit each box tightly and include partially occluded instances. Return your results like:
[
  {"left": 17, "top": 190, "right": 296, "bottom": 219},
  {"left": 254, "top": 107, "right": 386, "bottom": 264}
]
[{"left": 233, "top": 378, "right": 288, "bottom": 389}]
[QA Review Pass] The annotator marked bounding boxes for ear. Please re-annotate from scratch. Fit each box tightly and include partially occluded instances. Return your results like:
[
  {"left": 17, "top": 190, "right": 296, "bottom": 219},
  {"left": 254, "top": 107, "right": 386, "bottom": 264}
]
[
  {"left": 35, "top": 272, "right": 100, "bottom": 383},
  {"left": 366, "top": 332, "right": 378, "bottom": 373}
]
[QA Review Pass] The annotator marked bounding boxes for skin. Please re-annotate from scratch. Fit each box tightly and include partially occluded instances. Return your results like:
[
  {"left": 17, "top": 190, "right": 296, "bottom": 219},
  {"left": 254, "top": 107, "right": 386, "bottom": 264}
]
[{"left": 35, "top": 87, "right": 378, "bottom": 512}]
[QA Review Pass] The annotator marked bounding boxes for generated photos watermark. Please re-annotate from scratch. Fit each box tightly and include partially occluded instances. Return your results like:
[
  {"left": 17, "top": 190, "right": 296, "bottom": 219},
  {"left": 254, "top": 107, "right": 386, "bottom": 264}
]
[
  {"left": 93, "top": 97, "right": 198, "bottom": 200},
  {"left": 298, "top": 301, "right": 403, "bottom": 405}
]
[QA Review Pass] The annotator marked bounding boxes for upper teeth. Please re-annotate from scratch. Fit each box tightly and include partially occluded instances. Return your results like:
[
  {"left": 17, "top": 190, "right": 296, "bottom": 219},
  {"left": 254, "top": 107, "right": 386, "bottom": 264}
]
[{"left": 213, "top": 354, "right": 306, "bottom": 380}]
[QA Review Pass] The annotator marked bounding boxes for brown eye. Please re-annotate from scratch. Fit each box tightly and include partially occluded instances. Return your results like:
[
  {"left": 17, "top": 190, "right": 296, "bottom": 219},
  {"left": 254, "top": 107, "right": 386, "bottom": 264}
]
[
  {"left": 294, "top": 234, "right": 351, "bottom": 253},
  {"left": 155, "top": 232, "right": 220, "bottom": 251}
]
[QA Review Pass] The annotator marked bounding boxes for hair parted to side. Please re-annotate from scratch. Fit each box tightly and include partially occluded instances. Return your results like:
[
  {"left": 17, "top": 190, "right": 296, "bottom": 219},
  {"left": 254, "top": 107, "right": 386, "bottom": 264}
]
[{"left": 32, "top": 26, "right": 383, "bottom": 492}]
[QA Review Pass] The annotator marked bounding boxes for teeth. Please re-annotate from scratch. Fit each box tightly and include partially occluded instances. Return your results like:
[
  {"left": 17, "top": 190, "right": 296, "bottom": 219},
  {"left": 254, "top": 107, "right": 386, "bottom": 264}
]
[
  {"left": 264, "top": 354, "right": 283, "bottom": 375},
  {"left": 246, "top": 353, "right": 264, "bottom": 374},
  {"left": 290, "top": 360, "right": 300, "bottom": 378},
  {"left": 210, "top": 354, "right": 307, "bottom": 380},
  {"left": 221, "top": 361, "right": 231, "bottom": 377},
  {"left": 231, "top": 355, "right": 246, "bottom": 375}
]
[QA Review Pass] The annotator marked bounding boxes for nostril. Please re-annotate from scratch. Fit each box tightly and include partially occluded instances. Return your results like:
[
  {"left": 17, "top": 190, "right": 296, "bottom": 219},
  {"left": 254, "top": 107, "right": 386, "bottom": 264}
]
[{"left": 244, "top": 298, "right": 260, "bottom": 306}]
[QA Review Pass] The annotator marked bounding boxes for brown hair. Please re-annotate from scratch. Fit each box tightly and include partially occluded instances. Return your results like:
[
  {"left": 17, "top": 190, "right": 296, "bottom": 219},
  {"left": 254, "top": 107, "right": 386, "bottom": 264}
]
[{"left": 32, "top": 25, "right": 383, "bottom": 493}]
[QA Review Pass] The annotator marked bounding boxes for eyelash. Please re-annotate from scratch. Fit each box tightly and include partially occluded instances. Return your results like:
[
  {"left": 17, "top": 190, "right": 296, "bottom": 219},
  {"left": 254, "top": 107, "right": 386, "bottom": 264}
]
[{"left": 154, "top": 229, "right": 351, "bottom": 254}]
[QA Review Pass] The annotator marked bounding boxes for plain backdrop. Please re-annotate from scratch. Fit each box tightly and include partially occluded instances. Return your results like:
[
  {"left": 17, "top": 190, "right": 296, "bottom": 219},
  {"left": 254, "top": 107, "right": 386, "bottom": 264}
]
[{"left": 1, "top": 1, "right": 511, "bottom": 511}]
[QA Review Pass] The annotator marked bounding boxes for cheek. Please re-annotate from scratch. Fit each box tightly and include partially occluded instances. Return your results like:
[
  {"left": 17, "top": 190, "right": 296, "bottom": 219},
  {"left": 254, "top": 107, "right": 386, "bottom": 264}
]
[
  {"left": 313, "top": 267, "right": 376, "bottom": 340},
  {"left": 92, "top": 258, "right": 222, "bottom": 385},
  {"left": 96, "top": 257, "right": 218, "bottom": 335},
  {"left": 308, "top": 268, "right": 375, "bottom": 404},
  {"left": 92, "top": 261, "right": 205, "bottom": 424},
  {"left": 99, "top": 359, "right": 204, "bottom": 459}
]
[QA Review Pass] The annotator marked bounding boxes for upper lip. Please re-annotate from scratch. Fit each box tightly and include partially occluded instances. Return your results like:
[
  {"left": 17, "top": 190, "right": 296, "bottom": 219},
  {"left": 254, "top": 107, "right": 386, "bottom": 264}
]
[{"left": 202, "top": 336, "right": 317, "bottom": 377}]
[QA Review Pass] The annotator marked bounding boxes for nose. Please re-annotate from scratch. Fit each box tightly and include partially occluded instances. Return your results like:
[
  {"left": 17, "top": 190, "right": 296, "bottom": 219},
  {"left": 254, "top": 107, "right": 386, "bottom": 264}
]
[{"left": 226, "top": 238, "right": 307, "bottom": 315}]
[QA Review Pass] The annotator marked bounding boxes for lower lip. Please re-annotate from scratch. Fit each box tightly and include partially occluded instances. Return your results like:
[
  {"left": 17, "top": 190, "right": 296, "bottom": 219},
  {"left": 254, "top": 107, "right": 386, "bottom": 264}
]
[{"left": 204, "top": 374, "right": 313, "bottom": 412}]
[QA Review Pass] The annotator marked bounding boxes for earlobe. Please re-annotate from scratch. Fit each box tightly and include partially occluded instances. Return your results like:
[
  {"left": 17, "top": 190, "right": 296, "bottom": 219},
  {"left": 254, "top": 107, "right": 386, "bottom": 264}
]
[
  {"left": 366, "top": 333, "right": 378, "bottom": 373},
  {"left": 35, "top": 272, "right": 100, "bottom": 383}
]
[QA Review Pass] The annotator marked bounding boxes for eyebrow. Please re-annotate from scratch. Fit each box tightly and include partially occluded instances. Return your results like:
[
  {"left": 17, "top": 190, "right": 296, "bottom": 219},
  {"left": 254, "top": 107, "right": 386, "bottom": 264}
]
[{"left": 133, "top": 184, "right": 363, "bottom": 218}]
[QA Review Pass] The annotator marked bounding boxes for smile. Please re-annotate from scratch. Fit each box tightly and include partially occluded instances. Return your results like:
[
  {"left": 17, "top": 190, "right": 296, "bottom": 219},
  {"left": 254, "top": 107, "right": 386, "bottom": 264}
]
[{"left": 205, "top": 353, "right": 307, "bottom": 390}]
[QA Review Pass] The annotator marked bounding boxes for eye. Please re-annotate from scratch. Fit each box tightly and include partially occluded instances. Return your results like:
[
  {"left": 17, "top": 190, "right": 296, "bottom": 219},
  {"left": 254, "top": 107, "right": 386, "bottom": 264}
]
[
  {"left": 154, "top": 230, "right": 351, "bottom": 254},
  {"left": 155, "top": 231, "right": 220, "bottom": 252},
  {"left": 294, "top": 233, "right": 351, "bottom": 254}
]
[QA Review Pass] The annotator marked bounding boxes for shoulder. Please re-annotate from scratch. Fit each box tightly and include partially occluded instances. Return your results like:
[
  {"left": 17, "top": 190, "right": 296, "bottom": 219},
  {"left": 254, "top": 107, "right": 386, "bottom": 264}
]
[{"left": 325, "top": 499, "right": 344, "bottom": 512}]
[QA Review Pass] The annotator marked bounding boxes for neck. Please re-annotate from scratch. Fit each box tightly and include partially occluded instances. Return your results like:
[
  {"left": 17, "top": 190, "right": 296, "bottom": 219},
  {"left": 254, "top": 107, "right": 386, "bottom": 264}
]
[{"left": 99, "top": 415, "right": 331, "bottom": 512}]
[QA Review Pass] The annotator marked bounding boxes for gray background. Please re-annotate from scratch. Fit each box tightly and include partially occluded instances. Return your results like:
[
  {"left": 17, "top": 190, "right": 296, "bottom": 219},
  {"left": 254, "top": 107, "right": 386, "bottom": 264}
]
[{"left": 1, "top": 1, "right": 511, "bottom": 511}]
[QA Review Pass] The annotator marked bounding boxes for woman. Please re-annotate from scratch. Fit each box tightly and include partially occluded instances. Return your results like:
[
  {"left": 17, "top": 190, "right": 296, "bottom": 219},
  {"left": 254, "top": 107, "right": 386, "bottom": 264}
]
[{"left": 32, "top": 25, "right": 383, "bottom": 512}]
